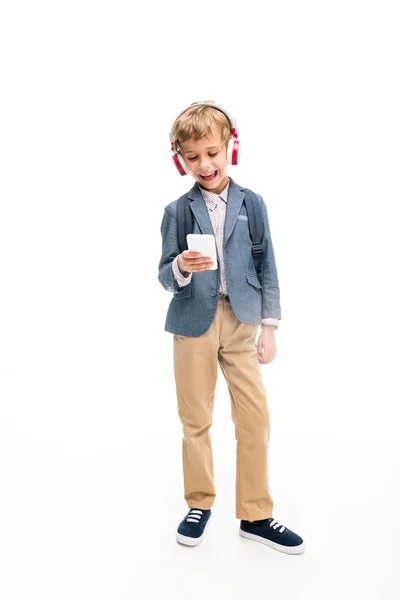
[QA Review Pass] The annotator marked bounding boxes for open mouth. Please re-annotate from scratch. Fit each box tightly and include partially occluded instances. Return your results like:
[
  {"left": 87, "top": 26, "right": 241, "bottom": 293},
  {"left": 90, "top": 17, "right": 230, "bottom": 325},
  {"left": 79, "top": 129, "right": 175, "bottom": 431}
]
[{"left": 200, "top": 170, "right": 218, "bottom": 182}]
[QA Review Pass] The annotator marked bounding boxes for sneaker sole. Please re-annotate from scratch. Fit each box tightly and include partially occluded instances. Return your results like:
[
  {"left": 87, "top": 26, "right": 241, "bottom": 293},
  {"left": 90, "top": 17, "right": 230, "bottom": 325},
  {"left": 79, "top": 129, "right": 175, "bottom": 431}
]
[
  {"left": 239, "top": 529, "right": 305, "bottom": 555},
  {"left": 176, "top": 518, "right": 211, "bottom": 547}
]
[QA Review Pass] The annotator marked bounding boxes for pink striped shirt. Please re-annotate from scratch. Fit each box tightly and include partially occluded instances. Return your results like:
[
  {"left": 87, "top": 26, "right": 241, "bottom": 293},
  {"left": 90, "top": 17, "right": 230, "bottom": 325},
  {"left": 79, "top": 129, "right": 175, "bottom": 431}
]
[{"left": 171, "top": 179, "right": 279, "bottom": 329}]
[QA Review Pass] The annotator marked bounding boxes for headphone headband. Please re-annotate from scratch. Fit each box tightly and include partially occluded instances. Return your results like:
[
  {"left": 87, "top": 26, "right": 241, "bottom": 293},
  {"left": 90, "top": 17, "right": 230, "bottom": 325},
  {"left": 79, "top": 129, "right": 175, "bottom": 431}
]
[{"left": 169, "top": 102, "right": 238, "bottom": 145}]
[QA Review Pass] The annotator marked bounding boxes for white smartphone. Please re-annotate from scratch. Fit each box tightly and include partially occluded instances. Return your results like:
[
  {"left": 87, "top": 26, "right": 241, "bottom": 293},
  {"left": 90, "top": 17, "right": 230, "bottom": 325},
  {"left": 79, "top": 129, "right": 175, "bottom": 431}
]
[{"left": 186, "top": 234, "right": 218, "bottom": 270}]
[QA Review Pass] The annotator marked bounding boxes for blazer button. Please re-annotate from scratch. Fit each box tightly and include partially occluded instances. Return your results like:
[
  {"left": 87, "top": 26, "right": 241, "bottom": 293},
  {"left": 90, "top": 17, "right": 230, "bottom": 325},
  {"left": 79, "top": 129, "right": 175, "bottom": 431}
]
[{"left": 210, "top": 290, "right": 216, "bottom": 297}]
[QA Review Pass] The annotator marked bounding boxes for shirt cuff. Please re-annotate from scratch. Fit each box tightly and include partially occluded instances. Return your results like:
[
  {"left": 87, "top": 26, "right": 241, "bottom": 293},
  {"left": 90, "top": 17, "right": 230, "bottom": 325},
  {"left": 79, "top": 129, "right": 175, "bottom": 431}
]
[
  {"left": 261, "top": 318, "right": 280, "bottom": 329},
  {"left": 172, "top": 256, "right": 192, "bottom": 287}
]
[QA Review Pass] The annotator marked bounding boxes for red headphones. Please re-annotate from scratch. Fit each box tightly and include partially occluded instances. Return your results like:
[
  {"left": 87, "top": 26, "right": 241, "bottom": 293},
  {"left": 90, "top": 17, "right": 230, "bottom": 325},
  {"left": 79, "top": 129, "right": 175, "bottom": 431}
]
[{"left": 169, "top": 101, "right": 241, "bottom": 176}]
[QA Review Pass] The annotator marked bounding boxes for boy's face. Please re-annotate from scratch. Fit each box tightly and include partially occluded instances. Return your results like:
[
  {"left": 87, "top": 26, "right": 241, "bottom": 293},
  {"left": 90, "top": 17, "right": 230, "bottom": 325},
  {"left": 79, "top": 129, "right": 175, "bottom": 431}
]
[{"left": 179, "top": 128, "right": 229, "bottom": 195}]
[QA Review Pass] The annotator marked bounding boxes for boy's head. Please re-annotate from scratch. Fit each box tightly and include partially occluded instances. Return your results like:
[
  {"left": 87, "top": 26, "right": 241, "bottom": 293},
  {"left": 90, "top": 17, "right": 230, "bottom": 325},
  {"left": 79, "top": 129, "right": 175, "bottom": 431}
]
[{"left": 170, "top": 101, "right": 237, "bottom": 194}]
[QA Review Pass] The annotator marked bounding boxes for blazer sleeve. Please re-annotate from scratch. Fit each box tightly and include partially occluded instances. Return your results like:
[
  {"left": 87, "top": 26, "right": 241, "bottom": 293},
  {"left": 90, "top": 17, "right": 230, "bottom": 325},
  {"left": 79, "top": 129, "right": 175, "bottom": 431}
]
[
  {"left": 157, "top": 205, "right": 193, "bottom": 295},
  {"left": 256, "top": 194, "right": 282, "bottom": 320}
]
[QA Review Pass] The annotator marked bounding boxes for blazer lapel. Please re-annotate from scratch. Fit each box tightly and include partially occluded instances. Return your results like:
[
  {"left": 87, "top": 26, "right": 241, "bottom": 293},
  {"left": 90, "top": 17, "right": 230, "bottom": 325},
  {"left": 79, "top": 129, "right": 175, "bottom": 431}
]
[
  {"left": 187, "top": 182, "right": 215, "bottom": 236},
  {"left": 223, "top": 178, "right": 245, "bottom": 247}
]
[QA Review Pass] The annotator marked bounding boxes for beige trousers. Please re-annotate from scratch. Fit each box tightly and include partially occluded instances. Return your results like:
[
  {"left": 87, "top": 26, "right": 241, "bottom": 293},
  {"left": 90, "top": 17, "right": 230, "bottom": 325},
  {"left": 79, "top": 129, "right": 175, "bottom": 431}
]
[{"left": 173, "top": 293, "right": 273, "bottom": 521}]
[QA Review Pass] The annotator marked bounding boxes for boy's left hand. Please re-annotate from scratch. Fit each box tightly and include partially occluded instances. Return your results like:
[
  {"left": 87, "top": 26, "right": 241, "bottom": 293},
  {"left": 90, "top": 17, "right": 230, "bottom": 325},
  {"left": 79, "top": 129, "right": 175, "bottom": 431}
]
[{"left": 256, "top": 327, "right": 277, "bottom": 364}]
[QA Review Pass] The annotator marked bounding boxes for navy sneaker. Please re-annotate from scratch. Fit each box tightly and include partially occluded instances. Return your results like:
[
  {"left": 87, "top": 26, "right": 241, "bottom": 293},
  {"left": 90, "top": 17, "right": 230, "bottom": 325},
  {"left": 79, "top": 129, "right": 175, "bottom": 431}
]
[
  {"left": 176, "top": 508, "right": 212, "bottom": 546},
  {"left": 240, "top": 517, "right": 305, "bottom": 554}
]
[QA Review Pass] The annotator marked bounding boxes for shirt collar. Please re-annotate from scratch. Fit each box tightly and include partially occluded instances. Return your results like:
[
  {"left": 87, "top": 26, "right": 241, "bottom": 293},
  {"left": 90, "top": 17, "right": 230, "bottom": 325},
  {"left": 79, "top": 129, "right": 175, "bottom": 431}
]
[{"left": 197, "top": 178, "right": 230, "bottom": 211}]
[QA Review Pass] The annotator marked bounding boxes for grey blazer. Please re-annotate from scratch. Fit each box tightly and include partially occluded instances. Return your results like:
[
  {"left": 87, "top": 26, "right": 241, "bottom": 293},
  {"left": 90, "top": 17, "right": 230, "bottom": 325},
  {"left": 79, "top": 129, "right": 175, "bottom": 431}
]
[{"left": 158, "top": 178, "right": 281, "bottom": 337}]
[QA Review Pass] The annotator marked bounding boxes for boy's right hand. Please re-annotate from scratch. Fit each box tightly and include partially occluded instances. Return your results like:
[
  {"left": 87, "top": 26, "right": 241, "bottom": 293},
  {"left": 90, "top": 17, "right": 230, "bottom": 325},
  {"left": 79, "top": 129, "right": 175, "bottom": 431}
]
[{"left": 177, "top": 251, "right": 213, "bottom": 273}]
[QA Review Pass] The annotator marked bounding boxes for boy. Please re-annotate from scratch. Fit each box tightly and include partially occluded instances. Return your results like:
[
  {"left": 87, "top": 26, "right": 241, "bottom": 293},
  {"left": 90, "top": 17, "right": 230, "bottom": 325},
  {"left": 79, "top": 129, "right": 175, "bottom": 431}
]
[{"left": 158, "top": 101, "right": 305, "bottom": 554}]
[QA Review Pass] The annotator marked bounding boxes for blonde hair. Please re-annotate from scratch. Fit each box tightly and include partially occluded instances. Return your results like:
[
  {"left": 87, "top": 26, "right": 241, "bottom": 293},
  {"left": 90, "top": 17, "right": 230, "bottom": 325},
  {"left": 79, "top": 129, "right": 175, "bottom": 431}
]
[{"left": 171, "top": 100, "right": 231, "bottom": 154}]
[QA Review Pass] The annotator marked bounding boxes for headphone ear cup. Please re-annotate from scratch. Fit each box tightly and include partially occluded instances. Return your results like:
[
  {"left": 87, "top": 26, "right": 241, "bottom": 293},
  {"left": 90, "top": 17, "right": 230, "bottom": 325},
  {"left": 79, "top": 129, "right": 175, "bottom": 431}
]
[
  {"left": 227, "top": 138, "right": 241, "bottom": 166},
  {"left": 226, "top": 138, "right": 234, "bottom": 165},
  {"left": 172, "top": 152, "right": 189, "bottom": 176},
  {"left": 232, "top": 138, "right": 241, "bottom": 165}
]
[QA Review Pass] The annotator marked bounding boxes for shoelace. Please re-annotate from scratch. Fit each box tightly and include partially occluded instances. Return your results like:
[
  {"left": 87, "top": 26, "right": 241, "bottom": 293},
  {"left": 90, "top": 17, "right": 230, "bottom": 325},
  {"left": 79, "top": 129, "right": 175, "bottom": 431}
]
[
  {"left": 184, "top": 511, "right": 285, "bottom": 532},
  {"left": 186, "top": 509, "right": 204, "bottom": 524},
  {"left": 268, "top": 518, "right": 286, "bottom": 533}
]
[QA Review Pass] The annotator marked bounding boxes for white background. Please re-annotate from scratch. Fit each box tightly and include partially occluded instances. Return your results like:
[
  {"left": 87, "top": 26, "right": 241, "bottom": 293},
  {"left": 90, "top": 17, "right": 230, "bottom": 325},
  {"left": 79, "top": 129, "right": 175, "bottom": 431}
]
[{"left": 1, "top": 1, "right": 399, "bottom": 598}]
